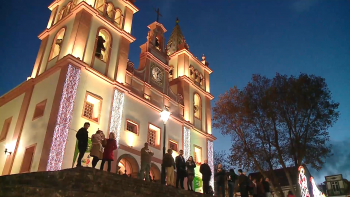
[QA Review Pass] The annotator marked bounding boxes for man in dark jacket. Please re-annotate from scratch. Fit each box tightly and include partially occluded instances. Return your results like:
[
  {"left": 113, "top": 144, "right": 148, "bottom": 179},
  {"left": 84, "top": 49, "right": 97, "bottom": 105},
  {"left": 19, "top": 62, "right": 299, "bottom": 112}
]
[
  {"left": 262, "top": 178, "right": 271, "bottom": 197},
  {"left": 238, "top": 169, "right": 250, "bottom": 197},
  {"left": 215, "top": 163, "right": 226, "bottom": 197},
  {"left": 228, "top": 169, "right": 238, "bottom": 197},
  {"left": 175, "top": 150, "right": 186, "bottom": 189},
  {"left": 200, "top": 159, "right": 212, "bottom": 194},
  {"left": 76, "top": 122, "right": 90, "bottom": 167},
  {"left": 163, "top": 149, "right": 175, "bottom": 186},
  {"left": 139, "top": 142, "right": 154, "bottom": 181}
]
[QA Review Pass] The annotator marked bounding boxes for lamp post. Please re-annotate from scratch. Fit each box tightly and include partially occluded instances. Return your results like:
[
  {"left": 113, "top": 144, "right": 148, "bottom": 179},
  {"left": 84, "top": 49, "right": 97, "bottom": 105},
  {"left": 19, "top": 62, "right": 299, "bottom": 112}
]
[{"left": 160, "top": 107, "right": 170, "bottom": 185}]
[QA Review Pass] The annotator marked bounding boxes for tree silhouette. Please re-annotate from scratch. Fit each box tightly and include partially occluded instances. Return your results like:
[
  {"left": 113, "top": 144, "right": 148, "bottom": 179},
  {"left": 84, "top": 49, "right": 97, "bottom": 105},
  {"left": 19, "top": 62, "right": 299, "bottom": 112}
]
[{"left": 213, "top": 73, "right": 339, "bottom": 197}]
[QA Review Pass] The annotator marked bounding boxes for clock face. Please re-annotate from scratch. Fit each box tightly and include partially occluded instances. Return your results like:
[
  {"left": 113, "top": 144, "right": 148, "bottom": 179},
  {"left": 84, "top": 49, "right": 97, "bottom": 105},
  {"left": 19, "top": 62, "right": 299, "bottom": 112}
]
[{"left": 151, "top": 66, "right": 163, "bottom": 83}]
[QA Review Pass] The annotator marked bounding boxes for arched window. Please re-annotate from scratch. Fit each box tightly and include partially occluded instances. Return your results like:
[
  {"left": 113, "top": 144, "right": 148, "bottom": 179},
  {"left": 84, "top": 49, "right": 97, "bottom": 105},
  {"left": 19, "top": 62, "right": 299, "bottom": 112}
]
[
  {"left": 194, "top": 70, "right": 199, "bottom": 82},
  {"left": 155, "top": 35, "right": 162, "bottom": 51},
  {"left": 199, "top": 73, "right": 204, "bottom": 88},
  {"left": 106, "top": 3, "right": 114, "bottom": 18},
  {"left": 94, "top": 29, "right": 111, "bottom": 62},
  {"left": 114, "top": 9, "right": 123, "bottom": 28},
  {"left": 49, "top": 28, "right": 66, "bottom": 60},
  {"left": 63, "top": 2, "right": 72, "bottom": 17},
  {"left": 95, "top": 0, "right": 105, "bottom": 13},
  {"left": 57, "top": 6, "right": 65, "bottom": 21},
  {"left": 194, "top": 93, "right": 201, "bottom": 119},
  {"left": 169, "top": 66, "right": 174, "bottom": 81},
  {"left": 189, "top": 66, "right": 194, "bottom": 80}
]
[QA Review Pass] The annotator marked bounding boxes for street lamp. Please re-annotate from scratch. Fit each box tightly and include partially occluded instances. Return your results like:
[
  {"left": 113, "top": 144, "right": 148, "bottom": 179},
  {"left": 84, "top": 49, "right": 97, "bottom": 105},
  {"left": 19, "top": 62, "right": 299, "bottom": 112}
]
[{"left": 160, "top": 107, "right": 170, "bottom": 185}]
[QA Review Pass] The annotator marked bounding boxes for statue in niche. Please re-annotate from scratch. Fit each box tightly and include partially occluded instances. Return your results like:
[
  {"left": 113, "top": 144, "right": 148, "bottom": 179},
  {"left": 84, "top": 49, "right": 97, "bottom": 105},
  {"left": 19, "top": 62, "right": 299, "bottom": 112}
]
[{"left": 95, "top": 36, "right": 106, "bottom": 60}]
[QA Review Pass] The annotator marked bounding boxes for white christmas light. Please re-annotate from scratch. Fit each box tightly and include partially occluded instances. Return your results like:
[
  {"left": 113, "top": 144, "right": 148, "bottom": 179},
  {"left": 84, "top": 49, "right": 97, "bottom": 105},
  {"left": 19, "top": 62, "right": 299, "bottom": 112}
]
[
  {"left": 310, "top": 177, "right": 325, "bottom": 197},
  {"left": 183, "top": 126, "right": 191, "bottom": 160},
  {"left": 109, "top": 89, "right": 125, "bottom": 147},
  {"left": 299, "top": 166, "right": 310, "bottom": 197},
  {"left": 47, "top": 65, "right": 81, "bottom": 171},
  {"left": 208, "top": 140, "right": 214, "bottom": 191}
]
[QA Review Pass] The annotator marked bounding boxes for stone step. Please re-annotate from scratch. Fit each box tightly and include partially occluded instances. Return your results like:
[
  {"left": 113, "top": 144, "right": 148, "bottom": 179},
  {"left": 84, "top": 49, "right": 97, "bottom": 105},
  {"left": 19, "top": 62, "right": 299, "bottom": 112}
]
[{"left": 0, "top": 168, "right": 212, "bottom": 197}]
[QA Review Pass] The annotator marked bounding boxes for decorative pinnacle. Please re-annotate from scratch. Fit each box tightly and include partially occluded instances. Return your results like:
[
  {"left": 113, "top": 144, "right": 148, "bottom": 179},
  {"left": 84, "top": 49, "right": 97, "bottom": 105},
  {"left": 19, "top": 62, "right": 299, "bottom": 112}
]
[
  {"left": 176, "top": 17, "right": 179, "bottom": 24},
  {"left": 202, "top": 54, "right": 206, "bottom": 61}
]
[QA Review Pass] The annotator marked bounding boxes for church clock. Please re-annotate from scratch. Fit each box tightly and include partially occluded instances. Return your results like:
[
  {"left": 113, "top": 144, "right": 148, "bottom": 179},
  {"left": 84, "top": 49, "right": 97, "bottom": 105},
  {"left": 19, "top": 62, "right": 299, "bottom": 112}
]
[{"left": 151, "top": 64, "right": 163, "bottom": 85}]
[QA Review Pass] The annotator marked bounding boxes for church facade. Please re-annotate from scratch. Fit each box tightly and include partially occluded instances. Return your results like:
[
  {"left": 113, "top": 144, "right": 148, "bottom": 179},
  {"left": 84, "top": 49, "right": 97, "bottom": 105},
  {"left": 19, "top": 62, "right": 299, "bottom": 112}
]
[{"left": 0, "top": 0, "right": 215, "bottom": 191}]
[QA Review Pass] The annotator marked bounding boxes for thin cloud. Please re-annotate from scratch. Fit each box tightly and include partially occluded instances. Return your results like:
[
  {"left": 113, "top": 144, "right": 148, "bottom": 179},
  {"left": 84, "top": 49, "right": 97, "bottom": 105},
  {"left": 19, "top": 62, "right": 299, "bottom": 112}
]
[
  {"left": 291, "top": 0, "right": 319, "bottom": 13},
  {"left": 309, "top": 139, "right": 350, "bottom": 184}
]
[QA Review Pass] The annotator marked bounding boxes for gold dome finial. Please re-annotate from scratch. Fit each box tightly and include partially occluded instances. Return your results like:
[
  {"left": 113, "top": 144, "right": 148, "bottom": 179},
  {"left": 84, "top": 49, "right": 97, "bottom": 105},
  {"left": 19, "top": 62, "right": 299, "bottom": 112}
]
[{"left": 176, "top": 17, "right": 179, "bottom": 24}]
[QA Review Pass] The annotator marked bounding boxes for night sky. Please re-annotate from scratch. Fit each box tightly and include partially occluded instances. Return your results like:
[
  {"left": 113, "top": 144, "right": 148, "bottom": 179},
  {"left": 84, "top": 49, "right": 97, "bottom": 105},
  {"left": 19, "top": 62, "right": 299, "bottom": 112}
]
[{"left": 1, "top": 0, "right": 349, "bottom": 183}]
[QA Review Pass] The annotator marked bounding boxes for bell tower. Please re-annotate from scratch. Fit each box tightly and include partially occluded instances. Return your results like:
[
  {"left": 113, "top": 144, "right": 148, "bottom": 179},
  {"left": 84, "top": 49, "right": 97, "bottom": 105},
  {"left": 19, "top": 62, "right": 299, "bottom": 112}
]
[{"left": 30, "top": 0, "right": 139, "bottom": 83}]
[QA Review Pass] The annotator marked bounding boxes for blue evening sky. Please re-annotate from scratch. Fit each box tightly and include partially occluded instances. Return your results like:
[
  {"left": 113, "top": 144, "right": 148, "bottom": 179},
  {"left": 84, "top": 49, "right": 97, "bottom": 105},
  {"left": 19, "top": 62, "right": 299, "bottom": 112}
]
[{"left": 0, "top": 0, "right": 349, "bottom": 182}]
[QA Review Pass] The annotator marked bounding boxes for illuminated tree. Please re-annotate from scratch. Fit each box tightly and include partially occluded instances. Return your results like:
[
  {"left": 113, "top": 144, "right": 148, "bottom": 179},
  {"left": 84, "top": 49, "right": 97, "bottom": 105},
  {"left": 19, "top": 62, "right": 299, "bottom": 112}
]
[{"left": 213, "top": 73, "right": 339, "bottom": 197}]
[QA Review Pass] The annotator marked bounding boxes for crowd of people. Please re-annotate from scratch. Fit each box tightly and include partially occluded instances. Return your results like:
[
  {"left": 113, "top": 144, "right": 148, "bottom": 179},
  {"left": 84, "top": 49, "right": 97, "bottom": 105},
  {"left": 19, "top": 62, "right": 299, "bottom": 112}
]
[
  {"left": 214, "top": 164, "right": 296, "bottom": 197},
  {"left": 76, "top": 122, "right": 117, "bottom": 171},
  {"left": 75, "top": 122, "right": 214, "bottom": 193},
  {"left": 75, "top": 122, "right": 295, "bottom": 197}
]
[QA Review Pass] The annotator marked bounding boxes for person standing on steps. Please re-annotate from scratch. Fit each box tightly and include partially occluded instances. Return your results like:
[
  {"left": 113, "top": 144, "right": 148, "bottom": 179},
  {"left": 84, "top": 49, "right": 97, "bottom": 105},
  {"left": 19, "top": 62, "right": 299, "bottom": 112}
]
[
  {"left": 90, "top": 130, "right": 105, "bottom": 168},
  {"left": 186, "top": 156, "right": 196, "bottom": 191},
  {"left": 200, "top": 159, "right": 212, "bottom": 194},
  {"left": 228, "top": 169, "right": 238, "bottom": 197},
  {"left": 162, "top": 148, "right": 175, "bottom": 186},
  {"left": 175, "top": 150, "right": 186, "bottom": 189},
  {"left": 263, "top": 178, "right": 271, "bottom": 197},
  {"left": 238, "top": 169, "right": 250, "bottom": 197},
  {"left": 100, "top": 132, "right": 117, "bottom": 172},
  {"left": 215, "top": 163, "right": 226, "bottom": 197},
  {"left": 139, "top": 142, "right": 154, "bottom": 181},
  {"left": 76, "top": 122, "right": 90, "bottom": 167}
]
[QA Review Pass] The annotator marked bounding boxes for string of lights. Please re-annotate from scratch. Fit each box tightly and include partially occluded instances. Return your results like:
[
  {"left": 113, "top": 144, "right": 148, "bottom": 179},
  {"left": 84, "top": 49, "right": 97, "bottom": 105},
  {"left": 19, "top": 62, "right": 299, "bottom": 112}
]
[
  {"left": 208, "top": 140, "right": 214, "bottom": 191},
  {"left": 299, "top": 166, "right": 310, "bottom": 197},
  {"left": 47, "top": 65, "right": 81, "bottom": 171},
  {"left": 109, "top": 89, "right": 125, "bottom": 147},
  {"left": 183, "top": 126, "right": 191, "bottom": 160},
  {"left": 310, "top": 177, "right": 326, "bottom": 197}
]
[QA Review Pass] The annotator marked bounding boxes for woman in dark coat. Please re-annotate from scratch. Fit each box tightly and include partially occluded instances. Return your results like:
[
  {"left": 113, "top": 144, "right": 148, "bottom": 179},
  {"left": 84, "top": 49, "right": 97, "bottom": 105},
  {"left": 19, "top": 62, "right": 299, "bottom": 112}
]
[
  {"left": 186, "top": 156, "right": 196, "bottom": 191},
  {"left": 100, "top": 132, "right": 117, "bottom": 172}
]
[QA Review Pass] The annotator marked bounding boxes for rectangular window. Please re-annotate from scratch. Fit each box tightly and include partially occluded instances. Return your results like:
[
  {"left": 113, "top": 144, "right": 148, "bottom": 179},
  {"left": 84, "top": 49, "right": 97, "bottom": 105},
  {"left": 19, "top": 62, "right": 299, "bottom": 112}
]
[
  {"left": 169, "top": 140, "right": 178, "bottom": 152},
  {"left": 0, "top": 117, "right": 12, "bottom": 142},
  {"left": 331, "top": 181, "right": 340, "bottom": 192},
  {"left": 82, "top": 92, "right": 102, "bottom": 123},
  {"left": 126, "top": 120, "right": 138, "bottom": 135},
  {"left": 19, "top": 144, "right": 36, "bottom": 173},
  {"left": 33, "top": 100, "right": 47, "bottom": 120},
  {"left": 194, "top": 145, "right": 202, "bottom": 164},
  {"left": 147, "top": 124, "right": 160, "bottom": 149}
]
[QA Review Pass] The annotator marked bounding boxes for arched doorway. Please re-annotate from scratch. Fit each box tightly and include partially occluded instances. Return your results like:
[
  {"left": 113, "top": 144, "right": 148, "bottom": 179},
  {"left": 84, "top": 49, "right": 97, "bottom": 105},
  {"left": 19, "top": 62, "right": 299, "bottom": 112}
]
[
  {"left": 116, "top": 154, "right": 139, "bottom": 178},
  {"left": 150, "top": 163, "right": 161, "bottom": 182}
]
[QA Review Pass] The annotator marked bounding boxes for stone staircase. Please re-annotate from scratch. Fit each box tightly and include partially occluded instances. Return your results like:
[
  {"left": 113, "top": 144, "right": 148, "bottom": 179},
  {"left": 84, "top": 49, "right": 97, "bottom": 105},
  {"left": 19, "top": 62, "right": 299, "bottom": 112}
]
[{"left": 0, "top": 167, "right": 212, "bottom": 197}]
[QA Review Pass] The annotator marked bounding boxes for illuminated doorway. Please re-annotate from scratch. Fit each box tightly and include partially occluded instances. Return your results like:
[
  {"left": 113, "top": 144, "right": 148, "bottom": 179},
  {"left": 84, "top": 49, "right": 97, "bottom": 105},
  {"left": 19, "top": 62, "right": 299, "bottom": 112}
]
[{"left": 116, "top": 154, "right": 139, "bottom": 178}]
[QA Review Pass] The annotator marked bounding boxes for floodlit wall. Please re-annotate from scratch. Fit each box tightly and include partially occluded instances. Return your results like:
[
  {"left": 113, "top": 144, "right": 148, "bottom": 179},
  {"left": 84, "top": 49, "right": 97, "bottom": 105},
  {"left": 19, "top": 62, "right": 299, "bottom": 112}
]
[{"left": 10, "top": 70, "right": 61, "bottom": 174}]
